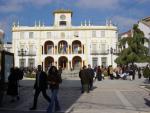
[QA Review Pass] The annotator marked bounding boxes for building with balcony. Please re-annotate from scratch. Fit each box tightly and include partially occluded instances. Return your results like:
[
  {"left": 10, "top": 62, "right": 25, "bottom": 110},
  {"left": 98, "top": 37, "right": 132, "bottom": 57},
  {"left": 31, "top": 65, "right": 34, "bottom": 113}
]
[
  {"left": 120, "top": 17, "right": 150, "bottom": 55},
  {"left": 138, "top": 17, "right": 150, "bottom": 54},
  {"left": 12, "top": 9, "right": 118, "bottom": 71},
  {"left": 0, "top": 29, "right": 4, "bottom": 51}
]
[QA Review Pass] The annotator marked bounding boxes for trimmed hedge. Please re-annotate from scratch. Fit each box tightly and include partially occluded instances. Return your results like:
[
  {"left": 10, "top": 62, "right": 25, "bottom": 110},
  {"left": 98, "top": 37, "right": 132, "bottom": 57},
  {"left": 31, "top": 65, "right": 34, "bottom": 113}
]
[{"left": 25, "top": 73, "right": 36, "bottom": 78}]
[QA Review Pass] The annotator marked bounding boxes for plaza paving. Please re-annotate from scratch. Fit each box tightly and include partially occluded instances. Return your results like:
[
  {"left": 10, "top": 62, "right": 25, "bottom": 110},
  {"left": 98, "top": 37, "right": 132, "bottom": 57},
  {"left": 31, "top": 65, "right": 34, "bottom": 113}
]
[{"left": 0, "top": 75, "right": 150, "bottom": 113}]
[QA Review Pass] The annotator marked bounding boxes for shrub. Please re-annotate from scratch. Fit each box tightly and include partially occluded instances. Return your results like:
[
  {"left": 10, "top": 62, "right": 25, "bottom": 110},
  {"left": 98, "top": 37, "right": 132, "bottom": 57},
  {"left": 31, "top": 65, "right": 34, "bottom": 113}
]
[
  {"left": 25, "top": 72, "right": 36, "bottom": 78},
  {"left": 143, "top": 67, "right": 150, "bottom": 78}
]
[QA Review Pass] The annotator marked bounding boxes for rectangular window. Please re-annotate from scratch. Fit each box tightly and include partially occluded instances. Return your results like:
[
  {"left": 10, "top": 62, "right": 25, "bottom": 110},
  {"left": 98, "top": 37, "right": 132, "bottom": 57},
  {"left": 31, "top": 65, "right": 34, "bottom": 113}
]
[
  {"left": 19, "top": 59, "right": 26, "bottom": 67},
  {"left": 59, "top": 21, "right": 66, "bottom": 26},
  {"left": 29, "top": 45, "right": 35, "bottom": 55},
  {"left": 101, "top": 30, "right": 105, "bottom": 37},
  {"left": 29, "top": 32, "right": 33, "bottom": 38},
  {"left": 47, "top": 45, "right": 53, "bottom": 54},
  {"left": 101, "top": 57, "right": 107, "bottom": 67},
  {"left": 92, "top": 57, "right": 98, "bottom": 68},
  {"left": 92, "top": 30, "right": 96, "bottom": 37},
  {"left": 28, "top": 58, "right": 35, "bottom": 68},
  {"left": 91, "top": 43, "right": 97, "bottom": 53},
  {"left": 101, "top": 44, "right": 106, "bottom": 53},
  {"left": 73, "top": 45, "right": 79, "bottom": 54},
  {"left": 20, "top": 45, "right": 24, "bottom": 49},
  {"left": 20, "top": 32, "right": 24, "bottom": 39}
]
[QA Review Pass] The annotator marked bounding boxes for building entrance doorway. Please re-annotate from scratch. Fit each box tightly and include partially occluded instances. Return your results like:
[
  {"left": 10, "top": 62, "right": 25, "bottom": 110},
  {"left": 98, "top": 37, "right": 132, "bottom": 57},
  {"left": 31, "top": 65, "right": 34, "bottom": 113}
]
[
  {"left": 45, "top": 56, "right": 54, "bottom": 71},
  {"left": 58, "top": 56, "right": 68, "bottom": 69},
  {"left": 72, "top": 56, "right": 82, "bottom": 70},
  {"left": 92, "top": 57, "right": 98, "bottom": 68}
]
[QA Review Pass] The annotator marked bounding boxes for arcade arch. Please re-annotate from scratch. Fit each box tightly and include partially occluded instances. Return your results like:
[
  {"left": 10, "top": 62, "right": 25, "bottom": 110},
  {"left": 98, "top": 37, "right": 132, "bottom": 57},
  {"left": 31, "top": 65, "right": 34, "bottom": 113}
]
[
  {"left": 58, "top": 40, "right": 68, "bottom": 54},
  {"left": 72, "top": 40, "right": 82, "bottom": 54},
  {"left": 58, "top": 56, "right": 68, "bottom": 69},
  {"left": 44, "top": 56, "right": 54, "bottom": 71},
  {"left": 44, "top": 41, "right": 54, "bottom": 54},
  {"left": 72, "top": 56, "right": 82, "bottom": 70}
]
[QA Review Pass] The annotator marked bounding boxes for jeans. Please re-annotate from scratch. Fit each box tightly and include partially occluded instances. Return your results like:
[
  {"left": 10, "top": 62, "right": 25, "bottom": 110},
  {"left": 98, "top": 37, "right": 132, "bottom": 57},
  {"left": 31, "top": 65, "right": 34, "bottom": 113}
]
[{"left": 47, "top": 89, "right": 60, "bottom": 113}]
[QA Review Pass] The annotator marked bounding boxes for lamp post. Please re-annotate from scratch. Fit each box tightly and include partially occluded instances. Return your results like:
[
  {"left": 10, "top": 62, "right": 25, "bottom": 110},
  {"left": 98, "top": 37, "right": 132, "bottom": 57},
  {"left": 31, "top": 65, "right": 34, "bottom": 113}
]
[
  {"left": 18, "top": 48, "right": 27, "bottom": 67},
  {"left": 110, "top": 47, "right": 113, "bottom": 66},
  {"left": 108, "top": 47, "right": 115, "bottom": 66}
]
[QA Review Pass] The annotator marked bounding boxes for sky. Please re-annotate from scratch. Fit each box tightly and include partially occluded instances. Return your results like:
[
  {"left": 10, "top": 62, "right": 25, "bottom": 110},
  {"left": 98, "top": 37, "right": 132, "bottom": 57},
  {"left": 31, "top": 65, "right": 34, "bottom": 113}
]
[{"left": 0, "top": 0, "right": 150, "bottom": 43}]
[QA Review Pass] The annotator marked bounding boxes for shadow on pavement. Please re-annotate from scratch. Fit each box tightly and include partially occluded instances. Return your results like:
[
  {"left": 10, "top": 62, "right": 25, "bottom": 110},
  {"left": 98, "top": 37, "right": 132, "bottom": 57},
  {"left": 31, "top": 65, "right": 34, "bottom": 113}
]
[
  {"left": 0, "top": 79, "right": 85, "bottom": 113},
  {"left": 144, "top": 98, "right": 150, "bottom": 107},
  {"left": 143, "top": 79, "right": 150, "bottom": 84}
]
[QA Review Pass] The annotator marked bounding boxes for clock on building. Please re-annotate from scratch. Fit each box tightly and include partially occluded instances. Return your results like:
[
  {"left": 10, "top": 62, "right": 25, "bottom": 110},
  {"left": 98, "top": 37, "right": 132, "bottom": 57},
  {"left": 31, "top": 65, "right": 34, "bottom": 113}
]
[{"left": 60, "top": 15, "right": 66, "bottom": 20}]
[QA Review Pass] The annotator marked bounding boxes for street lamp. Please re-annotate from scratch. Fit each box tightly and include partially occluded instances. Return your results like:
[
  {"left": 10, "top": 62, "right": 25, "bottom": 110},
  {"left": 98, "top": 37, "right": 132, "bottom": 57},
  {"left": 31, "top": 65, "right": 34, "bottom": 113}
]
[
  {"left": 18, "top": 48, "right": 27, "bottom": 67},
  {"left": 108, "top": 47, "right": 116, "bottom": 66},
  {"left": 110, "top": 47, "right": 113, "bottom": 66}
]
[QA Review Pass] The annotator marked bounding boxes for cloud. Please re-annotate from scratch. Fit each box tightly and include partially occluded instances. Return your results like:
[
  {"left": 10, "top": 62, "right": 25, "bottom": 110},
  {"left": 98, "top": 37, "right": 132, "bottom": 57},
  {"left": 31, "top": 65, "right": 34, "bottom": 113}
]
[
  {"left": 76, "top": 0, "right": 120, "bottom": 10},
  {"left": 0, "top": 15, "right": 19, "bottom": 42},
  {"left": 135, "top": 0, "right": 150, "bottom": 4},
  {"left": 112, "top": 16, "right": 137, "bottom": 32},
  {"left": 0, "top": 0, "right": 53, "bottom": 13}
]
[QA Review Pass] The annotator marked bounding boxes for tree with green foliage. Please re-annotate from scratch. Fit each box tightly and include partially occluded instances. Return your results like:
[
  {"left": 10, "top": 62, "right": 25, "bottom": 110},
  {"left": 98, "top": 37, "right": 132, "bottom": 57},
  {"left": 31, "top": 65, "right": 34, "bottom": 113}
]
[
  {"left": 115, "top": 24, "right": 150, "bottom": 65},
  {"left": 143, "top": 65, "right": 150, "bottom": 81}
]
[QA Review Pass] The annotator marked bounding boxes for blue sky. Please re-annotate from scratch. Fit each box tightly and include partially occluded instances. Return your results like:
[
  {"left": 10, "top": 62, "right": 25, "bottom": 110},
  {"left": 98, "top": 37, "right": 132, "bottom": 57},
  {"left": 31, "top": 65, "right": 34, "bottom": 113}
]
[{"left": 0, "top": 0, "right": 150, "bottom": 42}]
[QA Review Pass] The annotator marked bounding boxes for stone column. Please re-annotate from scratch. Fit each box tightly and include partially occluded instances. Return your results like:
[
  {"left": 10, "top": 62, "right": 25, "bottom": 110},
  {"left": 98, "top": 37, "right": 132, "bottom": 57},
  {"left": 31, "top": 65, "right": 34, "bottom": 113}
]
[
  {"left": 55, "top": 61, "right": 58, "bottom": 69},
  {"left": 70, "top": 61, "right": 72, "bottom": 70},
  {"left": 82, "top": 60, "right": 85, "bottom": 67},
  {"left": 82, "top": 45, "right": 84, "bottom": 54},
  {"left": 55, "top": 46, "right": 57, "bottom": 54},
  {"left": 68, "top": 62, "right": 70, "bottom": 70},
  {"left": 71, "top": 45, "right": 72, "bottom": 54},
  {"left": 53, "top": 46, "right": 54, "bottom": 54}
]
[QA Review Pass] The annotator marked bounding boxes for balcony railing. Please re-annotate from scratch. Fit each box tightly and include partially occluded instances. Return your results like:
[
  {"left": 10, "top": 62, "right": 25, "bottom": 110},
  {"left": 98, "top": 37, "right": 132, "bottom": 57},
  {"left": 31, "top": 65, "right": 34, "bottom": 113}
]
[
  {"left": 18, "top": 52, "right": 36, "bottom": 56},
  {"left": 90, "top": 51, "right": 108, "bottom": 55}
]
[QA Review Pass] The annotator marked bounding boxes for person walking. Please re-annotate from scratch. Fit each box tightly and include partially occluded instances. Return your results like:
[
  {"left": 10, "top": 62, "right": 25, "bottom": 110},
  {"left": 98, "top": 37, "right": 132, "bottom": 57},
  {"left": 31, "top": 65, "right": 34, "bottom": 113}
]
[
  {"left": 47, "top": 66, "right": 62, "bottom": 113},
  {"left": 30, "top": 65, "right": 51, "bottom": 110}
]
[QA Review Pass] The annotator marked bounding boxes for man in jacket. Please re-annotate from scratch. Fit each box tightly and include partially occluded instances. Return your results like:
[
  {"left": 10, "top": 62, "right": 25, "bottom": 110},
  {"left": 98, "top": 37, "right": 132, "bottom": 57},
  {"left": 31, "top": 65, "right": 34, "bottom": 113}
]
[
  {"left": 30, "top": 65, "right": 51, "bottom": 110},
  {"left": 79, "top": 66, "right": 90, "bottom": 93},
  {"left": 87, "top": 64, "right": 95, "bottom": 90}
]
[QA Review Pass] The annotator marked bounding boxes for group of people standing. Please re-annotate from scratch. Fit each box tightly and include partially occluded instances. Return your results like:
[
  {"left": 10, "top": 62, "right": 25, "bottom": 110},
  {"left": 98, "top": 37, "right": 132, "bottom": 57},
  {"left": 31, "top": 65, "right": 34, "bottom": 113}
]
[
  {"left": 79, "top": 64, "right": 144, "bottom": 93},
  {"left": 79, "top": 64, "right": 97, "bottom": 93}
]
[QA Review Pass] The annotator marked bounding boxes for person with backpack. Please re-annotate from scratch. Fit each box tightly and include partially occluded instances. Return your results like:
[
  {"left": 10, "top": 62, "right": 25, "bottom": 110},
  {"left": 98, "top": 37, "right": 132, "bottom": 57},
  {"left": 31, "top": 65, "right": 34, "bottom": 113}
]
[{"left": 47, "top": 66, "right": 62, "bottom": 113}]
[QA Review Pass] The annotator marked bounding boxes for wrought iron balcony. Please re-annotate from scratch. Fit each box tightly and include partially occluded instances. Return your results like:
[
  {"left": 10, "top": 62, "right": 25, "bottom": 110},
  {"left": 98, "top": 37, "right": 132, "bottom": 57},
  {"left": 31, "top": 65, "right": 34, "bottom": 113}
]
[{"left": 90, "top": 50, "right": 108, "bottom": 55}]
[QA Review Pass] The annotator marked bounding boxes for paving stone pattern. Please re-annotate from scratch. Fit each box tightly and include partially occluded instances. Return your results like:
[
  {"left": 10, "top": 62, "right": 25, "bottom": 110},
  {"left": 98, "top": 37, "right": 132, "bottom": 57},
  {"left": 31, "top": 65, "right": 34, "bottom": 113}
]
[{"left": 0, "top": 76, "right": 150, "bottom": 113}]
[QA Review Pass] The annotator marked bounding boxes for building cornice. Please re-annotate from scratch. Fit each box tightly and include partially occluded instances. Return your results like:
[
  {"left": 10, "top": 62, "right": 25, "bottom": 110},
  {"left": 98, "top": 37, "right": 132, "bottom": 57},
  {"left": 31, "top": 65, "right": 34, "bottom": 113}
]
[
  {"left": 53, "top": 9, "right": 73, "bottom": 16},
  {"left": 12, "top": 26, "right": 117, "bottom": 32}
]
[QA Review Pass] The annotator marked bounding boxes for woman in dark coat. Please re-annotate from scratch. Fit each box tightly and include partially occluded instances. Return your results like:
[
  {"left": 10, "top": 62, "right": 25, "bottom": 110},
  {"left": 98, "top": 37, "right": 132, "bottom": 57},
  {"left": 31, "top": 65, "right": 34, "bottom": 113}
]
[
  {"left": 7, "top": 67, "right": 19, "bottom": 102},
  {"left": 96, "top": 66, "right": 102, "bottom": 81},
  {"left": 47, "top": 66, "right": 62, "bottom": 113}
]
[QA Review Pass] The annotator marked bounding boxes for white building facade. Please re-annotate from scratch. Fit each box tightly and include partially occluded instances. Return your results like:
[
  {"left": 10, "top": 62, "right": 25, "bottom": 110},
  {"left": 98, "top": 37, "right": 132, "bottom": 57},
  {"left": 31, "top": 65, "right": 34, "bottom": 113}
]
[
  {"left": 12, "top": 9, "right": 118, "bottom": 71},
  {"left": 138, "top": 17, "right": 150, "bottom": 54}
]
